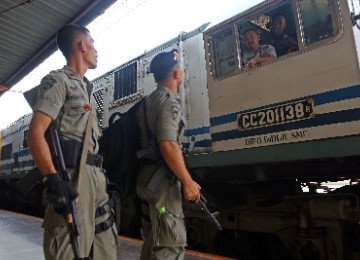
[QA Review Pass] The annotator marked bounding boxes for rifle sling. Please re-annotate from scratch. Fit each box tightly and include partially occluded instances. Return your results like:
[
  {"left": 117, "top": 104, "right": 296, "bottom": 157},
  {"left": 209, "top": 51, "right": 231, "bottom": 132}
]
[{"left": 78, "top": 110, "right": 94, "bottom": 180}]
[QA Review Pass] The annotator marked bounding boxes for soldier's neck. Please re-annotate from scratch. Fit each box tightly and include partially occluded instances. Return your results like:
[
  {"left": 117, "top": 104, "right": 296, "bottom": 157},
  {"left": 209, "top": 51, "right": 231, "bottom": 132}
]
[
  {"left": 161, "top": 80, "right": 178, "bottom": 94},
  {"left": 67, "top": 58, "right": 87, "bottom": 80}
]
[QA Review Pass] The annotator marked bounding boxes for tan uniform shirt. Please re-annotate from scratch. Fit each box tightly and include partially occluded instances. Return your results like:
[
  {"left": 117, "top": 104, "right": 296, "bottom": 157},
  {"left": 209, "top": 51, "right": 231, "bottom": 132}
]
[
  {"left": 139, "top": 85, "right": 185, "bottom": 151},
  {"left": 33, "top": 66, "right": 100, "bottom": 153}
]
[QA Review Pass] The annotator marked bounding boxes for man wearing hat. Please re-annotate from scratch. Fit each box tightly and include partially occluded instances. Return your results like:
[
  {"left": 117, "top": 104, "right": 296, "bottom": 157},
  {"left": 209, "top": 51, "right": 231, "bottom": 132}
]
[{"left": 136, "top": 49, "right": 201, "bottom": 259}]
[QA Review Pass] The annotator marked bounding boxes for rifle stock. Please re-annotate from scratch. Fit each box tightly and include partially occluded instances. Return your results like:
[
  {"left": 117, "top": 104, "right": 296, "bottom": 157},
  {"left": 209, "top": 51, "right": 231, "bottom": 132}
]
[{"left": 46, "top": 123, "right": 82, "bottom": 260}]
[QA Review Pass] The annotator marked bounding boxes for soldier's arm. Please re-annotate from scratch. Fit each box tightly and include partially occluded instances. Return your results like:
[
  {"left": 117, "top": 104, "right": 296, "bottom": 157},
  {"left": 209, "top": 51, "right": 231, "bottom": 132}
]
[
  {"left": 28, "top": 111, "right": 56, "bottom": 176},
  {"left": 159, "top": 140, "right": 201, "bottom": 202}
]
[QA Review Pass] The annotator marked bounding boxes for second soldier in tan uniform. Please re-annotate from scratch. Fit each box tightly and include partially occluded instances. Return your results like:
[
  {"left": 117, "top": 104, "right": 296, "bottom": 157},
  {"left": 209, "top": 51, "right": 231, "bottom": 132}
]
[
  {"left": 28, "top": 24, "right": 117, "bottom": 260},
  {"left": 136, "top": 49, "right": 201, "bottom": 259}
]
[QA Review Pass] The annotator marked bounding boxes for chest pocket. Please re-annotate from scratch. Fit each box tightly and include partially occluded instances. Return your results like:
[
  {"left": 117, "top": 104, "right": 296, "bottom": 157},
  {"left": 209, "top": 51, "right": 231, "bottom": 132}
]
[
  {"left": 66, "top": 101, "right": 86, "bottom": 115},
  {"left": 60, "top": 100, "right": 89, "bottom": 141}
]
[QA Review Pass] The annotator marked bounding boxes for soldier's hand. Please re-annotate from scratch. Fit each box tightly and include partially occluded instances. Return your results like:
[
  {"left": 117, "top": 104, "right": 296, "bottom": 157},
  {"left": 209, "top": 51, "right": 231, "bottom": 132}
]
[
  {"left": 182, "top": 180, "right": 201, "bottom": 203},
  {"left": 43, "top": 174, "right": 78, "bottom": 215}
]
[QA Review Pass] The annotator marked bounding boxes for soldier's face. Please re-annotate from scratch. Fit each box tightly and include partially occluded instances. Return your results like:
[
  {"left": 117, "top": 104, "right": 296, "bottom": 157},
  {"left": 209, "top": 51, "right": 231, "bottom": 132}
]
[
  {"left": 245, "top": 31, "right": 260, "bottom": 51},
  {"left": 271, "top": 16, "right": 287, "bottom": 38},
  {"left": 83, "top": 34, "right": 98, "bottom": 69}
]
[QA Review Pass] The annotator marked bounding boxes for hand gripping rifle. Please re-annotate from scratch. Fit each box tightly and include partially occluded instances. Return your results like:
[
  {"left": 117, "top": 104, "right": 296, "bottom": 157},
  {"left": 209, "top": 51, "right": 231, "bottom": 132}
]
[
  {"left": 146, "top": 165, "right": 222, "bottom": 231},
  {"left": 46, "top": 122, "right": 82, "bottom": 260},
  {"left": 198, "top": 193, "right": 222, "bottom": 231}
]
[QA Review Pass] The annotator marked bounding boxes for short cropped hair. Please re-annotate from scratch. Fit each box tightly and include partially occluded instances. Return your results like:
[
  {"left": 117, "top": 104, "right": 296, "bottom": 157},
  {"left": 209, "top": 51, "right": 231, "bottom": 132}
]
[{"left": 56, "top": 24, "right": 90, "bottom": 59}]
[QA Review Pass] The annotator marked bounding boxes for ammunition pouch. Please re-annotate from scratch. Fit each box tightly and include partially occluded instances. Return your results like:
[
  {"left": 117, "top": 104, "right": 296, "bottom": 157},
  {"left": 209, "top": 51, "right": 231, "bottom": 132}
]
[{"left": 60, "top": 138, "right": 82, "bottom": 168}]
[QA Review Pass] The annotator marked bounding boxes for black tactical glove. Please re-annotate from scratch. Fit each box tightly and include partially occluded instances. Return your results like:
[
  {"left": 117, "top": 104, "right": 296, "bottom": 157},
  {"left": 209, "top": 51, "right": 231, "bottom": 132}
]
[{"left": 43, "top": 174, "right": 78, "bottom": 215}]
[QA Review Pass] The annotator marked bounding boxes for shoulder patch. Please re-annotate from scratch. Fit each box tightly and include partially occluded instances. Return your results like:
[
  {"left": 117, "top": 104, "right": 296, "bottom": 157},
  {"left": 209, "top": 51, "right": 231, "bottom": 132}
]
[{"left": 40, "top": 74, "right": 58, "bottom": 92}]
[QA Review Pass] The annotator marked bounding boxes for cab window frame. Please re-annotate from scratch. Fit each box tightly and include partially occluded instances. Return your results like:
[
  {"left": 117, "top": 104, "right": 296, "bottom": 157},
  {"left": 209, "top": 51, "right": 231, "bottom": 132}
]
[
  {"left": 297, "top": 0, "right": 342, "bottom": 48},
  {"left": 209, "top": 25, "right": 239, "bottom": 78}
]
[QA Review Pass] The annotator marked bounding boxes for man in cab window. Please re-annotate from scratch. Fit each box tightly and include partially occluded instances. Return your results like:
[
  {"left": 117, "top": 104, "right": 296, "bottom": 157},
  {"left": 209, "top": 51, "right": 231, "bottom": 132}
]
[{"left": 242, "top": 28, "right": 277, "bottom": 70}]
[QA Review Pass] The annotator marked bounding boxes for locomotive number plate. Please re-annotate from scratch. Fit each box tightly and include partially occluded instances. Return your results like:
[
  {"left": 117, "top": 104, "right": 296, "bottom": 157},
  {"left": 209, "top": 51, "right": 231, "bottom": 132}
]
[{"left": 237, "top": 99, "right": 314, "bottom": 130}]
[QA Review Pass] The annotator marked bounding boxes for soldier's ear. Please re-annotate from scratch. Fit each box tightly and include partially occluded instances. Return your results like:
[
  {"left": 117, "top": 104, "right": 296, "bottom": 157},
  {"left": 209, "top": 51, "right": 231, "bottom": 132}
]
[
  {"left": 78, "top": 40, "right": 86, "bottom": 53},
  {"left": 173, "top": 67, "right": 182, "bottom": 79},
  {"left": 172, "top": 69, "right": 177, "bottom": 79}
]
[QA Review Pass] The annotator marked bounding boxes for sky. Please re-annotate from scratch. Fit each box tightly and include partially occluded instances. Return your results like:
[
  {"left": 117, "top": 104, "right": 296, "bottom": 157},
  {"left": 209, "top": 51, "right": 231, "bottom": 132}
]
[{"left": 0, "top": 0, "right": 258, "bottom": 130}]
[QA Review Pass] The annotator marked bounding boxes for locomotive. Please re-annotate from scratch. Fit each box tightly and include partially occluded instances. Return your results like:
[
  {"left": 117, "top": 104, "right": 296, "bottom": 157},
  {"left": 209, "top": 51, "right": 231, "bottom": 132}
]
[{"left": 2, "top": 0, "right": 360, "bottom": 259}]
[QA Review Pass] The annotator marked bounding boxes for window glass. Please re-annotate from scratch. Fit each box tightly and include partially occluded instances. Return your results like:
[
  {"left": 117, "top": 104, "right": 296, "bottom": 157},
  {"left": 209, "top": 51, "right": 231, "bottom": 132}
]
[
  {"left": 212, "top": 29, "right": 237, "bottom": 77},
  {"left": 299, "top": 0, "right": 333, "bottom": 45}
]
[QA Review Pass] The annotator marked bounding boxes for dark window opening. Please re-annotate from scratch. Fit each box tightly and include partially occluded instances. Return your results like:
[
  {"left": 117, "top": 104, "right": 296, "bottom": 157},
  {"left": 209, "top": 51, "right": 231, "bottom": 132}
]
[
  {"left": 23, "top": 129, "right": 28, "bottom": 148},
  {"left": 114, "top": 62, "right": 137, "bottom": 100},
  {"left": 1, "top": 143, "right": 12, "bottom": 160}
]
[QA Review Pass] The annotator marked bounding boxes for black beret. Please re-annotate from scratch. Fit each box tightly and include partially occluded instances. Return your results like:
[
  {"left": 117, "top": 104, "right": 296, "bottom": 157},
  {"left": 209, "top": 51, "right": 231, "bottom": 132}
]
[{"left": 149, "top": 49, "right": 179, "bottom": 79}]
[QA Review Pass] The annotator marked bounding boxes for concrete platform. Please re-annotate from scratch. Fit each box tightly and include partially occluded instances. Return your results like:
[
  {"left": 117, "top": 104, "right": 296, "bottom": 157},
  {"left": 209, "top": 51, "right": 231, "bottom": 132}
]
[{"left": 0, "top": 210, "right": 231, "bottom": 260}]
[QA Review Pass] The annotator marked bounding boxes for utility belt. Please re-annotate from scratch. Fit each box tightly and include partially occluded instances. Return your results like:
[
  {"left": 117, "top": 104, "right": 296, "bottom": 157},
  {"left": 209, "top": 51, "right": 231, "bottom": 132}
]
[{"left": 60, "top": 138, "right": 102, "bottom": 168}]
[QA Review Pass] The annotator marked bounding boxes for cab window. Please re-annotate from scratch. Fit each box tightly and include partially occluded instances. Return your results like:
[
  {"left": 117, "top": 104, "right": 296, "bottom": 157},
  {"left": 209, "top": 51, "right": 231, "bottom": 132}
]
[
  {"left": 238, "top": 3, "right": 298, "bottom": 69},
  {"left": 298, "top": 0, "right": 334, "bottom": 45}
]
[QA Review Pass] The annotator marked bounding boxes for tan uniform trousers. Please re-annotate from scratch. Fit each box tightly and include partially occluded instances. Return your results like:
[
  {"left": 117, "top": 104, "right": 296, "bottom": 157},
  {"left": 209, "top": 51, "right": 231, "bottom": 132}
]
[
  {"left": 136, "top": 164, "right": 187, "bottom": 260},
  {"left": 42, "top": 165, "right": 118, "bottom": 260}
]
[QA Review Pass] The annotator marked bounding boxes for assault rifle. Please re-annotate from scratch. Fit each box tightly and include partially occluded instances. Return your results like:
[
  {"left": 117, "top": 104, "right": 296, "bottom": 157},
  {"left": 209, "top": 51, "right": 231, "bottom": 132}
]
[
  {"left": 146, "top": 165, "right": 222, "bottom": 230},
  {"left": 46, "top": 122, "right": 82, "bottom": 260},
  {"left": 198, "top": 193, "right": 222, "bottom": 231}
]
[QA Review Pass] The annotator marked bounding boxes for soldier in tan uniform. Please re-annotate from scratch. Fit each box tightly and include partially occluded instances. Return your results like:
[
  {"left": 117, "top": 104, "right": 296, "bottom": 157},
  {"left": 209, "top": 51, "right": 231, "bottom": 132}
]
[
  {"left": 28, "top": 24, "right": 117, "bottom": 260},
  {"left": 136, "top": 49, "right": 201, "bottom": 260}
]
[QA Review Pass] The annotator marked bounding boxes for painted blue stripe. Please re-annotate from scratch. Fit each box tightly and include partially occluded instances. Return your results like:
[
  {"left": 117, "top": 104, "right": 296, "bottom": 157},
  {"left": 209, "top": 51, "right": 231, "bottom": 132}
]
[
  {"left": 212, "top": 108, "right": 360, "bottom": 142},
  {"left": 210, "top": 84, "right": 360, "bottom": 127},
  {"left": 315, "top": 84, "right": 360, "bottom": 105},
  {"left": 184, "top": 126, "right": 210, "bottom": 136}
]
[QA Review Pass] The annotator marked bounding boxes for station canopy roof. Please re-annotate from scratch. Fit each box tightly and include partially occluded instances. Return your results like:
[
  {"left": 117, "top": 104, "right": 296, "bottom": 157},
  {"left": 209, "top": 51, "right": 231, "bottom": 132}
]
[{"left": 0, "top": 0, "right": 116, "bottom": 95}]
